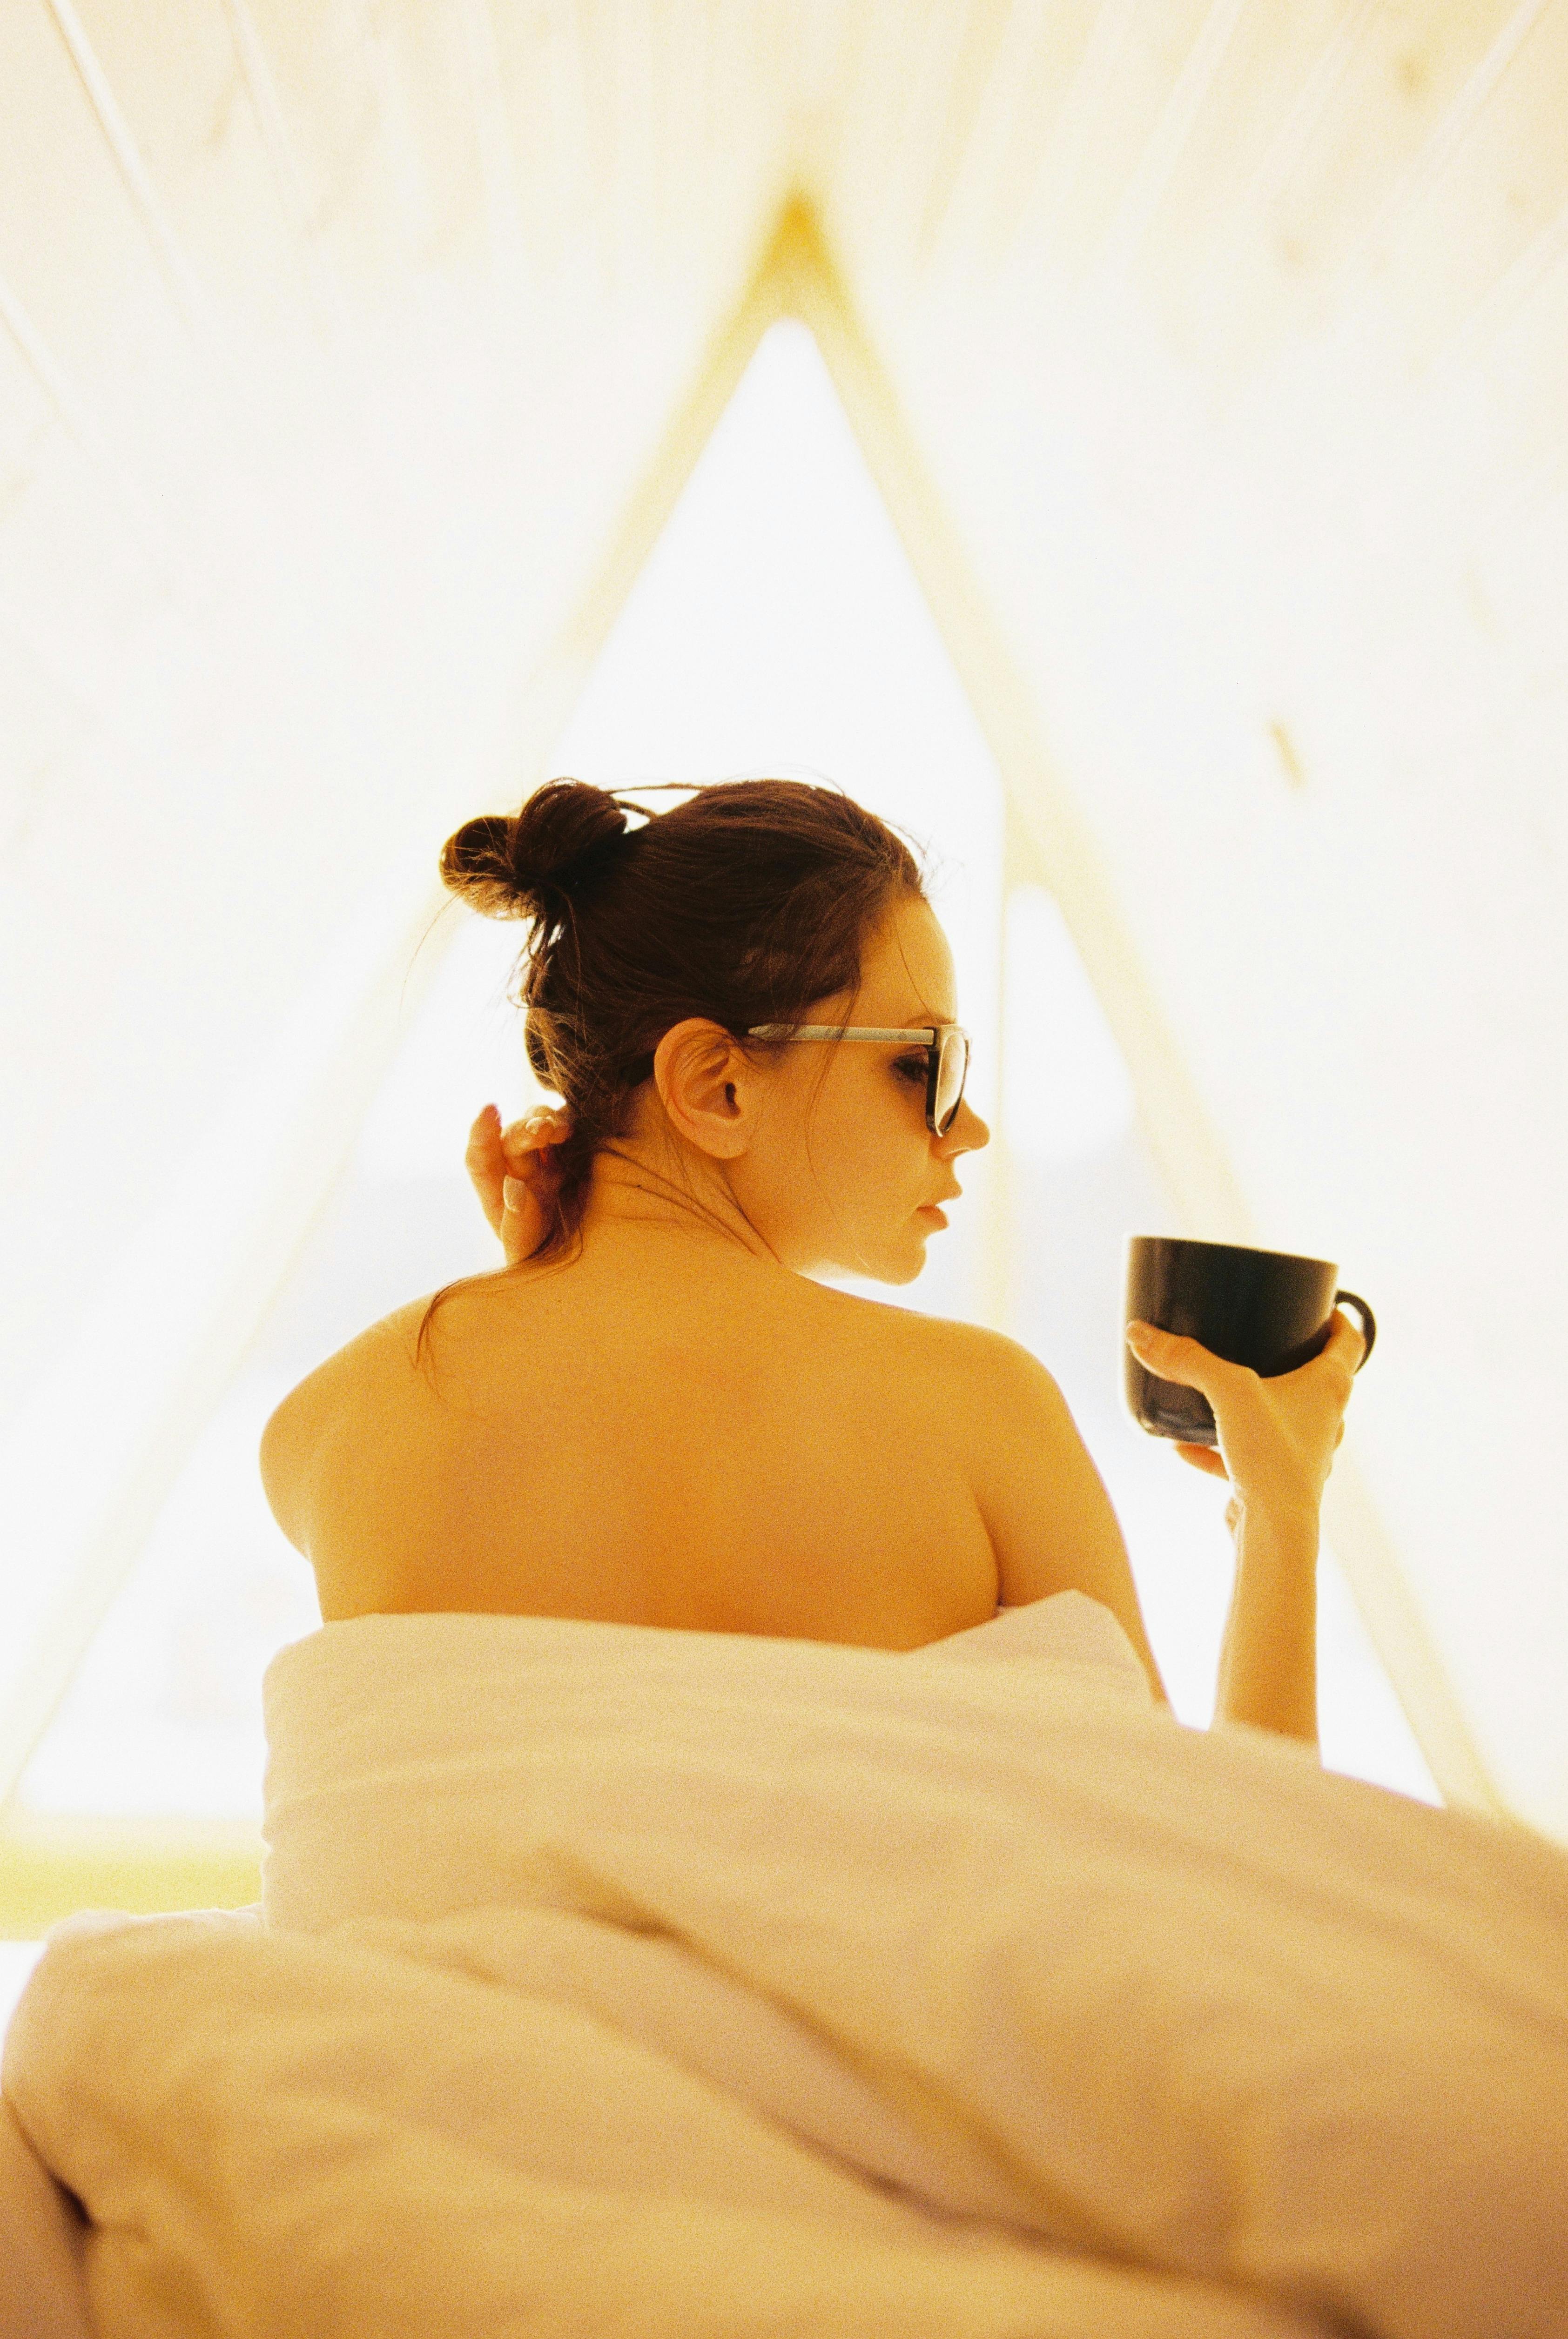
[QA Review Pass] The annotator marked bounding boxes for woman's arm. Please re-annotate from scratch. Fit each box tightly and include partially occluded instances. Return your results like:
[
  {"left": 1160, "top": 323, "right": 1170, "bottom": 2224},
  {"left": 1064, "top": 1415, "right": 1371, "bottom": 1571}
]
[
  {"left": 1124, "top": 1314, "right": 1366, "bottom": 1754},
  {"left": 1214, "top": 1496, "right": 1319, "bottom": 1746}
]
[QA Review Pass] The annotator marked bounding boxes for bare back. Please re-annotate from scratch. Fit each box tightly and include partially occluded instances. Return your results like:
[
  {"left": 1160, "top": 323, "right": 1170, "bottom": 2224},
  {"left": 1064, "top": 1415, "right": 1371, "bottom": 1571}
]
[{"left": 264, "top": 1247, "right": 1010, "bottom": 1649}]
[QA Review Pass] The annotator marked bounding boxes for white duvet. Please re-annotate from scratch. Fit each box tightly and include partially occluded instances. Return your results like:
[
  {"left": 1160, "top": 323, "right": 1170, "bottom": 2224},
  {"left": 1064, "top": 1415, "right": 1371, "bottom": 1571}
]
[{"left": 5, "top": 1593, "right": 1567, "bottom": 2339}]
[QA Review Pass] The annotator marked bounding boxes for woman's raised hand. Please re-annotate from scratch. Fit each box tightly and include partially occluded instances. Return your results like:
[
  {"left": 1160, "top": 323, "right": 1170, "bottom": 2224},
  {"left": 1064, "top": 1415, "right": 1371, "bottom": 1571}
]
[
  {"left": 1124, "top": 1310, "right": 1366, "bottom": 1528},
  {"left": 465, "top": 1103, "right": 572, "bottom": 1267}
]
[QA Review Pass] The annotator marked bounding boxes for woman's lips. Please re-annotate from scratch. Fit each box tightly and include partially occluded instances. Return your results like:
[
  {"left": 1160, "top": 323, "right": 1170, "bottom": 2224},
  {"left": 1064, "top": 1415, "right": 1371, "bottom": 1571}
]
[{"left": 917, "top": 1204, "right": 948, "bottom": 1226}]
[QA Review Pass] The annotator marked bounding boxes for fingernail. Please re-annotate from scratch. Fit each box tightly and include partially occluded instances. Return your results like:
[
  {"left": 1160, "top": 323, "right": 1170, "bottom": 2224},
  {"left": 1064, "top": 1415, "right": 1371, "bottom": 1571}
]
[
  {"left": 503, "top": 1177, "right": 525, "bottom": 1209},
  {"left": 1126, "top": 1321, "right": 1152, "bottom": 1340}
]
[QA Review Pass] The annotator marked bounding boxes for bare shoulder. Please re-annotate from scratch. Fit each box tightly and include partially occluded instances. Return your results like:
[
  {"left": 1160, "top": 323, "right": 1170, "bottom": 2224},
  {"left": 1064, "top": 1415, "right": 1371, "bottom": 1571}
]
[
  {"left": 908, "top": 1313, "right": 1167, "bottom": 1701},
  {"left": 257, "top": 1292, "right": 445, "bottom": 1550},
  {"left": 799, "top": 1276, "right": 1018, "bottom": 1355},
  {"left": 793, "top": 1279, "right": 983, "bottom": 1372},
  {"left": 840, "top": 1307, "right": 1165, "bottom": 1677},
  {"left": 795, "top": 1288, "right": 1075, "bottom": 1450},
  {"left": 265, "top": 1293, "right": 434, "bottom": 1423},
  {"left": 911, "top": 1313, "right": 1101, "bottom": 1507},
  {"left": 886, "top": 1308, "right": 1072, "bottom": 1419}
]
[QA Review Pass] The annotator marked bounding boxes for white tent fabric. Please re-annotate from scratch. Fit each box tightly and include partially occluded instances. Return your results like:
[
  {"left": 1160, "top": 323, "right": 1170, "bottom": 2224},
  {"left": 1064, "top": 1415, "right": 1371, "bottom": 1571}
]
[{"left": 2, "top": 0, "right": 1566, "bottom": 1844}]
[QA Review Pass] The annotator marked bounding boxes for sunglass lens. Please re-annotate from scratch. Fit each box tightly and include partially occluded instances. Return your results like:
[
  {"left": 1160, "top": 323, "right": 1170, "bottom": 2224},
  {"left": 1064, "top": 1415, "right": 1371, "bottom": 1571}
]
[{"left": 934, "top": 1032, "right": 968, "bottom": 1132}]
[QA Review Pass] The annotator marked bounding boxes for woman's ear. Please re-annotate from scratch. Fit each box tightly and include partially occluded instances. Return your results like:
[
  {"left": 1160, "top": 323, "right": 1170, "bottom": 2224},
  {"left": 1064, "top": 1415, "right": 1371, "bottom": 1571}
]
[{"left": 652, "top": 1020, "right": 763, "bottom": 1160}]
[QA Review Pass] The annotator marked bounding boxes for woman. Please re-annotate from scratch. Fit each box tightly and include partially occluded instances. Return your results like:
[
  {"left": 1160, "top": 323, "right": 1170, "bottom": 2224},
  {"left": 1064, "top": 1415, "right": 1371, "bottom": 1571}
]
[{"left": 260, "top": 774, "right": 1362, "bottom": 1745}]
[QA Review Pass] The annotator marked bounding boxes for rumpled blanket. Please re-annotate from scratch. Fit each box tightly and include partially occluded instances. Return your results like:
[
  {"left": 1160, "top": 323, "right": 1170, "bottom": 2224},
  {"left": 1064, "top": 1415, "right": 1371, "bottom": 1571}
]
[{"left": 5, "top": 1594, "right": 1566, "bottom": 2339}]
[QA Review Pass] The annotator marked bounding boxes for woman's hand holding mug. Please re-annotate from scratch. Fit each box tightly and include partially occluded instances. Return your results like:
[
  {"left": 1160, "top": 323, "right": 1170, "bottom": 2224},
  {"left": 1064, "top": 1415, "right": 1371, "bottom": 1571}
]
[
  {"left": 1124, "top": 1310, "right": 1365, "bottom": 1531},
  {"left": 466, "top": 1103, "right": 572, "bottom": 1266}
]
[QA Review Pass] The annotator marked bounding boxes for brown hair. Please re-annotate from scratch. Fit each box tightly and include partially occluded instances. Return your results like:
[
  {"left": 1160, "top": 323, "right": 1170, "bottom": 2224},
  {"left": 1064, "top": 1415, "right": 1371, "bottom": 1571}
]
[{"left": 415, "top": 774, "right": 929, "bottom": 1364}]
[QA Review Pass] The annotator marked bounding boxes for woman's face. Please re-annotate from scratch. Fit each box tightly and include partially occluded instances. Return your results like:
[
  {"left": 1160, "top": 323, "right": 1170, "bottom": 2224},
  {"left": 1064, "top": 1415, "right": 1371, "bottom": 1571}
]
[{"left": 632, "top": 888, "right": 987, "bottom": 1291}]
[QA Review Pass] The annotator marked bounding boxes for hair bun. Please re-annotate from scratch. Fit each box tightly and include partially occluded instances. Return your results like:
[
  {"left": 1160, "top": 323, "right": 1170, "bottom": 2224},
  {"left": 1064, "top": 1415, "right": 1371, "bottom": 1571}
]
[{"left": 439, "top": 779, "right": 631, "bottom": 921}]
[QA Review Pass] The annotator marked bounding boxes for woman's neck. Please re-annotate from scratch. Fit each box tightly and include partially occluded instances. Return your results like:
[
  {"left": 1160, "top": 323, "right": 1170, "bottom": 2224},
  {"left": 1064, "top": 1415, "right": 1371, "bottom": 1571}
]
[{"left": 569, "top": 1142, "right": 783, "bottom": 1276}]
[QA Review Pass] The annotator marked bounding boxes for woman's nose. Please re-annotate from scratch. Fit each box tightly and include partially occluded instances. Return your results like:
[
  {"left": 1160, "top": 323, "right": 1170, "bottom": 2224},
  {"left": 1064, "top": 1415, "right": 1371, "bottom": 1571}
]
[{"left": 941, "top": 1099, "right": 990, "bottom": 1155}]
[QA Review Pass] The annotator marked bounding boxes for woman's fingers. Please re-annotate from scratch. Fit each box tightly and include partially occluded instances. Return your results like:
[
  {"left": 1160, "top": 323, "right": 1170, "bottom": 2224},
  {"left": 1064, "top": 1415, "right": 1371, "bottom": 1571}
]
[
  {"left": 466, "top": 1105, "right": 507, "bottom": 1238},
  {"left": 1173, "top": 1442, "right": 1230, "bottom": 1479},
  {"left": 499, "top": 1175, "right": 538, "bottom": 1266},
  {"left": 1131, "top": 1311, "right": 1363, "bottom": 1390},
  {"left": 469, "top": 1103, "right": 571, "bottom": 1253},
  {"left": 1129, "top": 1306, "right": 1360, "bottom": 1525},
  {"left": 1323, "top": 1307, "right": 1366, "bottom": 1376},
  {"left": 466, "top": 1102, "right": 575, "bottom": 1267},
  {"left": 1125, "top": 1322, "right": 1250, "bottom": 1403},
  {"left": 500, "top": 1108, "right": 572, "bottom": 1175},
  {"left": 499, "top": 1159, "right": 562, "bottom": 1265}
]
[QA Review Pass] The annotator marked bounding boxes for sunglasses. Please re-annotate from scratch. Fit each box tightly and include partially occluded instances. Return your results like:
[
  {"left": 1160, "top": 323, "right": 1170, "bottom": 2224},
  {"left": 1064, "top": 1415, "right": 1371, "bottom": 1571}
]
[{"left": 746, "top": 1022, "right": 971, "bottom": 1136}]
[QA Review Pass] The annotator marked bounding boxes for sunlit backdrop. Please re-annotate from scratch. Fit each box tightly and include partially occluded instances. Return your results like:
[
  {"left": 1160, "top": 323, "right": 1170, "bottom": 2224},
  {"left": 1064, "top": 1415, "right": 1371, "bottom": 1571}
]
[{"left": 9, "top": 322, "right": 1437, "bottom": 1918}]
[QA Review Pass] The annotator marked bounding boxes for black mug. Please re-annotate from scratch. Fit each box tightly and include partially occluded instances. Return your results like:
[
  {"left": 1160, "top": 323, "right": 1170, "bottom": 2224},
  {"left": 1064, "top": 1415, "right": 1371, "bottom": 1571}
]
[{"left": 1124, "top": 1236, "right": 1376, "bottom": 1447}]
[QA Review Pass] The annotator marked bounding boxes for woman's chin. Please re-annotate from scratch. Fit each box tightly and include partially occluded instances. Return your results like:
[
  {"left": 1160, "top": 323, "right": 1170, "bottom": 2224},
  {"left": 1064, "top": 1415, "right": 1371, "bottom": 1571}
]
[
  {"left": 878, "top": 1229, "right": 933, "bottom": 1287},
  {"left": 804, "top": 1209, "right": 941, "bottom": 1287},
  {"left": 811, "top": 1234, "right": 927, "bottom": 1288}
]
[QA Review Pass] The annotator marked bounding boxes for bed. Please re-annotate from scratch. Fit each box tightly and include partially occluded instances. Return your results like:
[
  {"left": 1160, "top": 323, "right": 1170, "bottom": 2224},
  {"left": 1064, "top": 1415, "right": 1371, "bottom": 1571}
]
[{"left": 4, "top": 1593, "right": 1565, "bottom": 2337}]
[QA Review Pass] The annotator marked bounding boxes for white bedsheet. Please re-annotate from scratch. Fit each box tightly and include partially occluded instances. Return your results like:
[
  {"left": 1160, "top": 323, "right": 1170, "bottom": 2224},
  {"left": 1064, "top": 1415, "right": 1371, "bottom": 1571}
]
[{"left": 5, "top": 1593, "right": 1566, "bottom": 2338}]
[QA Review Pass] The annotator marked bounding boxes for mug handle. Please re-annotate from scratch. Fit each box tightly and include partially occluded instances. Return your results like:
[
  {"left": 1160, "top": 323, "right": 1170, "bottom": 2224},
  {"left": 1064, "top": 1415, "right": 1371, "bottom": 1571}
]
[{"left": 1334, "top": 1290, "right": 1376, "bottom": 1370}]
